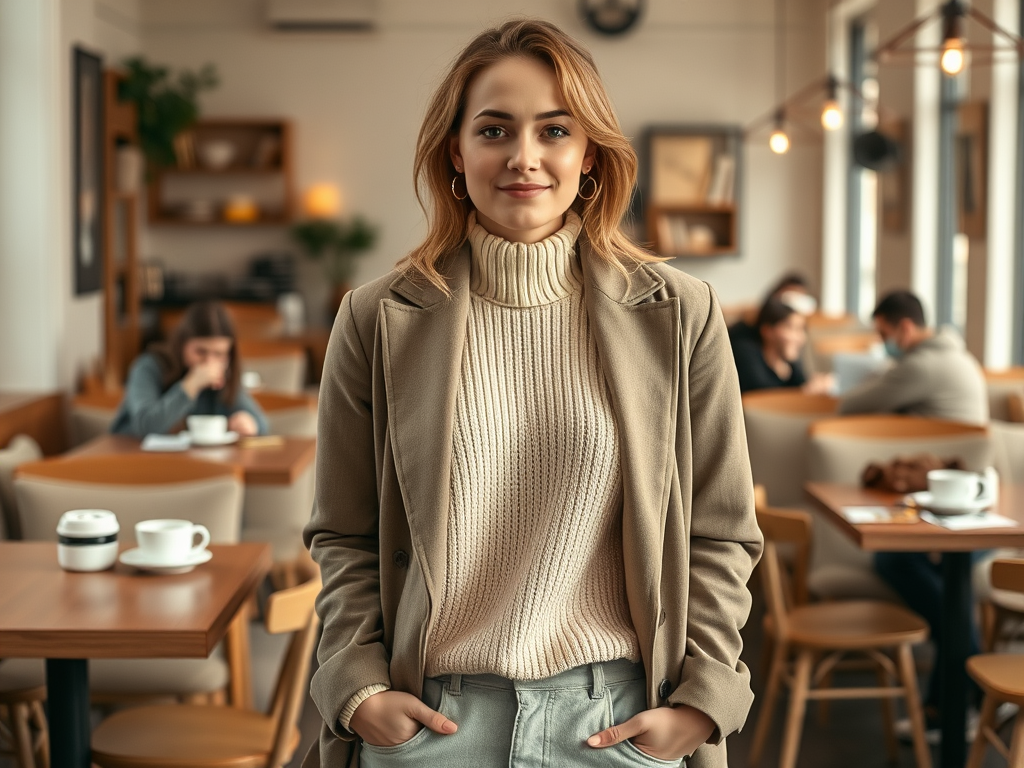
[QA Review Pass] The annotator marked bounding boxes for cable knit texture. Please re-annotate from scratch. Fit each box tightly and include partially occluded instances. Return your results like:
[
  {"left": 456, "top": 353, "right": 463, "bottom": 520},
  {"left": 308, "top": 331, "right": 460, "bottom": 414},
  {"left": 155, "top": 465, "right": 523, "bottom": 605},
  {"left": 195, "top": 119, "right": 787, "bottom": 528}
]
[{"left": 424, "top": 210, "right": 640, "bottom": 679}]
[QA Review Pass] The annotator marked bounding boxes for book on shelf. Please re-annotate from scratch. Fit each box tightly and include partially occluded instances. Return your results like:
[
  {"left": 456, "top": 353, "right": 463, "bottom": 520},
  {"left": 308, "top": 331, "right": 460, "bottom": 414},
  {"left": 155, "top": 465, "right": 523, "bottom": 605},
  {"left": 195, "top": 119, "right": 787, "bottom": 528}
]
[{"left": 706, "top": 155, "right": 735, "bottom": 206}]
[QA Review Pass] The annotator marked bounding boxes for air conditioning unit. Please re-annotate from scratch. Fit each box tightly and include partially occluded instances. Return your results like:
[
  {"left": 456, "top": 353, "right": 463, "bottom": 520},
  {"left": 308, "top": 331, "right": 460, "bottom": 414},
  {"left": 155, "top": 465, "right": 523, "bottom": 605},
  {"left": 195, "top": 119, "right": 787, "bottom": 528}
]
[{"left": 266, "top": 0, "right": 376, "bottom": 31}]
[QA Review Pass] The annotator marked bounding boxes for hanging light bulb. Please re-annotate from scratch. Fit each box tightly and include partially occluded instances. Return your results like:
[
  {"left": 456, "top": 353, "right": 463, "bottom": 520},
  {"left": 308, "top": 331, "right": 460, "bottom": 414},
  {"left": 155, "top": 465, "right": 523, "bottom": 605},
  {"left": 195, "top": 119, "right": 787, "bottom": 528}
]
[
  {"left": 939, "top": 0, "right": 966, "bottom": 76},
  {"left": 820, "top": 75, "right": 843, "bottom": 130},
  {"left": 769, "top": 111, "right": 790, "bottom": 154}
]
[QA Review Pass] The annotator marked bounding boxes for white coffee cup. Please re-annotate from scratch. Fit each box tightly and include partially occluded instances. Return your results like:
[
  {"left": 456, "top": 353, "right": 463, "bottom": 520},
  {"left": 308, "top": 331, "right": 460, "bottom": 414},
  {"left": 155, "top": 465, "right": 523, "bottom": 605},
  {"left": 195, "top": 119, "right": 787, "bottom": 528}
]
[
  {"left": 135, "top": 519, "right": 211, "bottom": 564},
  {"left": 927, "top": 469, "right": 994, "bottom": 508},
  {"left": 186, "top": 415, "right": 228, "bottom": 443}
]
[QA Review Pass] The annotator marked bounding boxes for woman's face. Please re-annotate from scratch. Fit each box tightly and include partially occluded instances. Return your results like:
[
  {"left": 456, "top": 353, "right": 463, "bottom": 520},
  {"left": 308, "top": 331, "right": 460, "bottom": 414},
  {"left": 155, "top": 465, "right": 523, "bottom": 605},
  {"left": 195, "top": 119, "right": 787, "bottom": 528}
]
[
  {"left": 451, "top": 56, "right": 596, "bottom": 244},
  {"left": 763, "top": 314, "right": 807, "bottom": 363},
  {"left": 182, "top": 336, "right": 232, "bottom": 370}
]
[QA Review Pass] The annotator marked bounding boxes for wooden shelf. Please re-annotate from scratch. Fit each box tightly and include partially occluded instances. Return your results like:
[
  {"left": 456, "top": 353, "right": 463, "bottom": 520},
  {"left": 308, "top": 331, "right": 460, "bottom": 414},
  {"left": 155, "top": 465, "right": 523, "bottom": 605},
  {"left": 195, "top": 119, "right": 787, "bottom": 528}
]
[{"left": 147, "top": 118, "right": 295, "bottom": 227}]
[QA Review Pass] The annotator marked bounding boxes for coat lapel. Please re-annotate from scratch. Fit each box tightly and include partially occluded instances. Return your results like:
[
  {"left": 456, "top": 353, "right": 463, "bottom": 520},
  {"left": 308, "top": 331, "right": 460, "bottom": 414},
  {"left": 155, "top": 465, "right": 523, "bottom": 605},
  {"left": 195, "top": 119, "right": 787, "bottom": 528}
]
[
  {"left": 380, "top": 244, "right": 471, "bottom": 597},
  {"left": 581, "top": 246, "right": 680, "bottom": 653}
]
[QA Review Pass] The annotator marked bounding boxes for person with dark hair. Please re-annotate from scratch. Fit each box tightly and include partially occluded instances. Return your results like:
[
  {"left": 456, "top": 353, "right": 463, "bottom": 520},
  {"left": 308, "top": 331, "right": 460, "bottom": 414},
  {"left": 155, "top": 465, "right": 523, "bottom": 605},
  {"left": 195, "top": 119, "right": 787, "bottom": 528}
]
[
  {"left": 728, "top": 272, "right": 817, "bottom": 350},
  {"left": 838, "top": 289, "right": 987, "bottom": 424},
  {"left": 731, "top": 297, "right": 833, "bottom": 394},
  {"left": 110, "top": 301, "right": 268, "bottom": 437}
]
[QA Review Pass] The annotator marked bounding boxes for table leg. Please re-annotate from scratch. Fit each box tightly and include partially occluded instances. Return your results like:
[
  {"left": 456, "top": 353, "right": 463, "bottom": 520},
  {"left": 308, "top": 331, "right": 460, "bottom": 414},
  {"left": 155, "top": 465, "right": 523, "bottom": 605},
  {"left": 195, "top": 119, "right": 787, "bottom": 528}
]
[
  {"left": 939, "top": 552, "right": 972, "bottom": 768},
  {"left": 46, "top": 659, "right": 90, "bottom": 768}
]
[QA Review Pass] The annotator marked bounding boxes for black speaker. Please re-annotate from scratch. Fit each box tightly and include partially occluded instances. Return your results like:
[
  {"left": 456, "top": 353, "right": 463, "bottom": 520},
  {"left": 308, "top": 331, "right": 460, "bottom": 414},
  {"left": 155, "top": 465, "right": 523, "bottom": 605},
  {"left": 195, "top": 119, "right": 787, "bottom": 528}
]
[{"left": 852, "top": 130, "right": 901, "bottom": 171}]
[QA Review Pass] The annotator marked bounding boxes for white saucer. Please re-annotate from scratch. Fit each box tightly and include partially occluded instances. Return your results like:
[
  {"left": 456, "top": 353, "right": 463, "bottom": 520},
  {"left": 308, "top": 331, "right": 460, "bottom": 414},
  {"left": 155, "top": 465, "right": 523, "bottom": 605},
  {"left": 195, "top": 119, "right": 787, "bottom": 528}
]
[
  {"left": 119, "top": 548, "right": 213, "bottom": 575},
  {"left": 183, "top": 430, "right": 239, "bottom": 447},
  {"left": 907, "top": 490, "right": 995, "bottom": 516}
]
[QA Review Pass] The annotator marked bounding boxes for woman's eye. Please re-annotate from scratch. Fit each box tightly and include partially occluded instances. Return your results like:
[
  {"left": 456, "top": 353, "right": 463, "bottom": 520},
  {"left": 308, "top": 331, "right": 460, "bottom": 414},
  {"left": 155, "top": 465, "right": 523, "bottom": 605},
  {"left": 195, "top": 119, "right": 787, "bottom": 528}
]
[
  {"left": 480, "top": 126, "right": 505, "bottom": 139},
  {"left": 545, "top": 126, "right": 569, "bottom": 139}
]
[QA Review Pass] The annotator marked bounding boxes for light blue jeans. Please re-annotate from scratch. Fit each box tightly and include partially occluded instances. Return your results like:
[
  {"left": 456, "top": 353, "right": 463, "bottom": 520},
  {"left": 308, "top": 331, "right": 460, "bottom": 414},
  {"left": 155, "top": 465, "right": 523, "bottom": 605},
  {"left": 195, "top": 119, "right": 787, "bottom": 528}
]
[{"left": 359, "top": 658, "right": 685, "bottom": 768}]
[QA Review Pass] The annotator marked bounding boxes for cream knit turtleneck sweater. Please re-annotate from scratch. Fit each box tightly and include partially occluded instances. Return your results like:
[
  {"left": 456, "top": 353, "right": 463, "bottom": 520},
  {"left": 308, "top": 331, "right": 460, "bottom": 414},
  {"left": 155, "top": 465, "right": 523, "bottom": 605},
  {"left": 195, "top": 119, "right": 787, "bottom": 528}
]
[{"left": 340, "top": 211, "right": 639, "bottom": 730}]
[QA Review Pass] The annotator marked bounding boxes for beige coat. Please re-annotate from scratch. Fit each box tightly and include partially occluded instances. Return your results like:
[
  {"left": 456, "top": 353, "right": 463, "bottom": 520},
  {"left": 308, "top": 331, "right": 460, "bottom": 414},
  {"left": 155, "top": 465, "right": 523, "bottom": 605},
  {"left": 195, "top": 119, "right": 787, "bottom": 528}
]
[{"left": 303, "top": 241, "right": 763, "bottom": 768}]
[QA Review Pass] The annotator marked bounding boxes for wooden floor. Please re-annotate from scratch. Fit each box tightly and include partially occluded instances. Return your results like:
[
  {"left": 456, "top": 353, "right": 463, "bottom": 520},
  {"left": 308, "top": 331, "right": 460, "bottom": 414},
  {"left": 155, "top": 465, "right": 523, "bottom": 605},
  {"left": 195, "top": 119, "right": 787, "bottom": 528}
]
[{"left": 1, "top": 589, "right": 1014, "bottom": 768}]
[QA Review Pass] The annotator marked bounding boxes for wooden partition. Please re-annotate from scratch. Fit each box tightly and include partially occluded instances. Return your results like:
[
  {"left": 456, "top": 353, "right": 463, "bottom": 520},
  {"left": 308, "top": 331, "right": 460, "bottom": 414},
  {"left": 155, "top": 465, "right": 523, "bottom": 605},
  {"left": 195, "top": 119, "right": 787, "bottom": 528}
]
[{"left": 0, "top": 393, "right": 68, "bottom": 456}]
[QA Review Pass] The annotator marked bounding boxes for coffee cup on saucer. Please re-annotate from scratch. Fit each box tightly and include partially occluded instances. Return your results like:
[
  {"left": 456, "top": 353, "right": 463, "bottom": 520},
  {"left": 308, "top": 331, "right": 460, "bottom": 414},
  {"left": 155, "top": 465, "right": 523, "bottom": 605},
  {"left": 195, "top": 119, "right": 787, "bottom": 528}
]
[
  {"left": 186, "top": 415, "right": 228, "bottom": 444},
  {"left": 134, "top": 519, "right": 211, "bottom": 565},
  {"left": 57, "top": 510, "right": 120, "bottom": 571},
  {"left": 926, "top": 469, "right": 994, "bottom": 509}
]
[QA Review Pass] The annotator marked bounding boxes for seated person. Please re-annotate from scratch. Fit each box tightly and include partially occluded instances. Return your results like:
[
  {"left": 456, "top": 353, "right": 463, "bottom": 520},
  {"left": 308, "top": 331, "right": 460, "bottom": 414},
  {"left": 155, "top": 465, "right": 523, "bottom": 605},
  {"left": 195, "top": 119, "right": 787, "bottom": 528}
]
[
  {"left": 110, "top": 301, "right": 269, "bottom": 437},
  {"left": 838, "top": 290, "right": 988, "bottom": 425},
  {"left": 728, "top": 271, "right": 817, "bottom": 349},
  {"left": 732, "top": 297, "right": 833, "bottom": 394}
]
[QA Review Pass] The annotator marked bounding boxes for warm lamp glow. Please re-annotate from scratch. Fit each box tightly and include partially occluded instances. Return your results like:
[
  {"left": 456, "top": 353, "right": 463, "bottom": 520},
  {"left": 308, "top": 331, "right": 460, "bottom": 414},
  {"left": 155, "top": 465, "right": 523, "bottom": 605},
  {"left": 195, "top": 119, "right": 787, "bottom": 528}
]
[
  {"left": 769, "top": 128, "right": 790, "bottom": 154},
  {"left": 940, "top": 37, "right": 966, "bottom": 75},
  {"left": 303, "top": 183, "right": 342, "bottom": 218},
  {"left": 820, "top": 99, "right": 843, "bottom": 130}
]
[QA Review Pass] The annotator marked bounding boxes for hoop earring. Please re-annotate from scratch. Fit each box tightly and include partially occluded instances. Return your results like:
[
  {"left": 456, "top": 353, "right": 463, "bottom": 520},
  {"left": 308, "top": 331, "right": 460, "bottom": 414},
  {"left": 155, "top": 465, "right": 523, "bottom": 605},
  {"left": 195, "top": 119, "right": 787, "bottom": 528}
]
[
  {"left": 578, "top": 174, "right": 599, "bottom": 201},
  {"left": 451, "top": 175, "right": 468, "bottom": 201}
]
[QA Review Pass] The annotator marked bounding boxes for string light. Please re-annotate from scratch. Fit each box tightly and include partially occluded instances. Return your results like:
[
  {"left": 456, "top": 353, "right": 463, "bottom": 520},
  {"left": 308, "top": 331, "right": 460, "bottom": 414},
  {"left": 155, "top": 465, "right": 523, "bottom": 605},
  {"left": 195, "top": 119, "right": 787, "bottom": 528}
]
[
  {"left": 769, "top": 111, "right": 790, "bottom": 154},
  {"left": 820, "top": 75, "right": 843, "bottom": 130}
]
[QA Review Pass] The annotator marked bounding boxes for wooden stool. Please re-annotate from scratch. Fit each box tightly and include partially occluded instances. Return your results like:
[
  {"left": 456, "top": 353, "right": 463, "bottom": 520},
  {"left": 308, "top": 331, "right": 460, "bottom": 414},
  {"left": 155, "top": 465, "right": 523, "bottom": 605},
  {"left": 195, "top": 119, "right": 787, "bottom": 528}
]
[{"left": 0, "top": 685, "right": 48, "bottom": 768}]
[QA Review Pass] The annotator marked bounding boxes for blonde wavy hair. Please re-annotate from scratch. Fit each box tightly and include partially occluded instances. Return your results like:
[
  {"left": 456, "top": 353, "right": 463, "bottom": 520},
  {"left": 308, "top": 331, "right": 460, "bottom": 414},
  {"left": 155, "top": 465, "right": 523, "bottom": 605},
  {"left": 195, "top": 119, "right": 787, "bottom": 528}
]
[{"left": 399, "top": 18, "right": 665, "bottom": 293}]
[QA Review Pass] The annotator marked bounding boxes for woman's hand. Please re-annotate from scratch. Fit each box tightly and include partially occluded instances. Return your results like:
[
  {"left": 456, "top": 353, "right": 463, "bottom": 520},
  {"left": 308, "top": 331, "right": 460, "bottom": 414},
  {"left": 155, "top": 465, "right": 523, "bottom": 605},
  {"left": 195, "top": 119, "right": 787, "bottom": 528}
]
[
  {"left": 228, "top": 411, "right": 259, "bottom": 436},
  {"left": 350, "top": 690, "right": 457, "bottom": 747},
  {"left": 587, "top": 703, "right": 715, "bottom": 761},
  {"left": 181, "top": 360, "right": 227, "bottom": 398}
]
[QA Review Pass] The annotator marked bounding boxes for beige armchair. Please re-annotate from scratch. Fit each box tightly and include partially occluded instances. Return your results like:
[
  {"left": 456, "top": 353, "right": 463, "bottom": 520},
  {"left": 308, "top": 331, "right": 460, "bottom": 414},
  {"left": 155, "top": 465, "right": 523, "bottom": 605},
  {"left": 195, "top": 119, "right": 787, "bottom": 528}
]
[
  {"left": 0, "top": 435, "right": 43, "bottom": 540},
  {"left": 805, "top": 415, "right": 991, "bottom": 602},
  {"left": 238, "top": 339, "right": 307, "bottom": 395}
]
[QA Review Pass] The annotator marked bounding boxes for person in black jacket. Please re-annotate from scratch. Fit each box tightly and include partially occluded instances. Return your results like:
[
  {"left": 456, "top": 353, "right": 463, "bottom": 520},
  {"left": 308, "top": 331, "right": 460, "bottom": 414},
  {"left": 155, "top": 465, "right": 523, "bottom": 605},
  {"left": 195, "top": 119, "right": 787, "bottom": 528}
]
[{"left": 732, "top": 297, "right": 832, "bottom": 394}]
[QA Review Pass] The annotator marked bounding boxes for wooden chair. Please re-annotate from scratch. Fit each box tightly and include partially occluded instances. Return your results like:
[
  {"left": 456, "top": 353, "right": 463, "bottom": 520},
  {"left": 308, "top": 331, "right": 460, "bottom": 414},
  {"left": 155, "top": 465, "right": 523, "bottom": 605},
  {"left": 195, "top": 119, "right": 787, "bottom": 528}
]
[
  {"left": 749, "top": 506, "right": 932, "bottom": 768},
  {"left": 742, "top": 391, "right": 838, "bottom": 509},
  {"left": 985, "top": 368, "right": 1024, "bottom": 422},
  {"left": 1010, "top": 393, "right": 1024, "bottom": 424},
  {"left": 91, "top": 562, "right": 321, "bottom": 768},
  {"left": 238, "top": 339, "right": 307, "bottom": 395},
  {"left": 253, "top": 391, "right": 317, "bottom": 437},
  {"left": 967, "top": 559, "right": 1024, "bottom": 767}
]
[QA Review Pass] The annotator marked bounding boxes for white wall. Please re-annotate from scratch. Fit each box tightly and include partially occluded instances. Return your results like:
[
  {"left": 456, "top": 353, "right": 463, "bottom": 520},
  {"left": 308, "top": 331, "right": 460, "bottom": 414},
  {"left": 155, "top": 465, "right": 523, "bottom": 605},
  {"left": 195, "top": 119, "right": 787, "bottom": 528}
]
[
  {"left": 139, "top": 0, "right": 826, "bottom": 316},
  {"left": 0, "top": 0, "right": 140, "bottom": 390}
]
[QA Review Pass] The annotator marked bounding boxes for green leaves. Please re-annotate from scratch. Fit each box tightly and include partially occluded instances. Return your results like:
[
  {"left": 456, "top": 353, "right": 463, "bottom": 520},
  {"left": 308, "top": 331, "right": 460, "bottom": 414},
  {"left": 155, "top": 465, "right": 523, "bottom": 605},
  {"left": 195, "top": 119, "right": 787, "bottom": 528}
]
[
  {"left": 118, "top": 57, "right": 219, "bottom": 169},
  {"left": 290, "top": 216, "right": 378, "bottom": 284}
]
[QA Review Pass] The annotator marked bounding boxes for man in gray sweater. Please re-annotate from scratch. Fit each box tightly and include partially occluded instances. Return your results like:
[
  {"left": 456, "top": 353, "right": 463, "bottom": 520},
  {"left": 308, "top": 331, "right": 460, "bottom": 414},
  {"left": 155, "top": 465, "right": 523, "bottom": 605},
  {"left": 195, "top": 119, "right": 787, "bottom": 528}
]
[{"left": 839, "top": 290, "right": 988, "bottom": 425}]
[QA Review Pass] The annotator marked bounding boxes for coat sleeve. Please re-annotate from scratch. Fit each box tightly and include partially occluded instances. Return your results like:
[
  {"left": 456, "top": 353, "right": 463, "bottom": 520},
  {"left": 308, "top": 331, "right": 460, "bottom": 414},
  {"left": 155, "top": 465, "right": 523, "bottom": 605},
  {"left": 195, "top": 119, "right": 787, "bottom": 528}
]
[
  {"left": 666, "top": 283, "right": 763, "bottom": 743},
  {"left": 303, "top": 289, "right": 391, "bottom": 741}
]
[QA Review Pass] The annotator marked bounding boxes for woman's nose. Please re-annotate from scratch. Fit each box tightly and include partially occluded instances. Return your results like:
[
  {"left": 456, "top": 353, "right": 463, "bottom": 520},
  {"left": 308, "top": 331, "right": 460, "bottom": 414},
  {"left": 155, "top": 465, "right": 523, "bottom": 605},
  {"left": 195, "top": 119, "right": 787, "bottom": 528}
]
[{"left": 507, "top": 135, "right": 540, "bottom": 172}]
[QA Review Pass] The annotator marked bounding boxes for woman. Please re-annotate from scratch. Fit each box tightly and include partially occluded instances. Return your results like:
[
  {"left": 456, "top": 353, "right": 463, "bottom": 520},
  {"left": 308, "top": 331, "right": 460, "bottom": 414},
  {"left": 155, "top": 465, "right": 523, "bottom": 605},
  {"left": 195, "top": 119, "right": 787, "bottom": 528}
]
[
  {"left": 110, "top": 301, "right": 268, "bottom": 437},
  {"left": 732, "top": 297, "right": 833, "bottom": 395},
  {"left": 304, "top": 19, "right": 761, "bottom": 768}
]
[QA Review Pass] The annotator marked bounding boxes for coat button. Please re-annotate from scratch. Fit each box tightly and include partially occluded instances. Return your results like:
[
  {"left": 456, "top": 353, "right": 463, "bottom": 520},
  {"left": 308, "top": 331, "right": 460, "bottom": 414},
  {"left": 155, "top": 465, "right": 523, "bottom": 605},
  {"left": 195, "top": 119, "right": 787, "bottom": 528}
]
[
  {"left": 658, "top": 679, "right": 672, "bottom": 700},
  {"left": 658, "top": 609, "right": 667, "bottom": 626},
  {"left": 393, "top": 550, "right": 409, "bottom": 569}
]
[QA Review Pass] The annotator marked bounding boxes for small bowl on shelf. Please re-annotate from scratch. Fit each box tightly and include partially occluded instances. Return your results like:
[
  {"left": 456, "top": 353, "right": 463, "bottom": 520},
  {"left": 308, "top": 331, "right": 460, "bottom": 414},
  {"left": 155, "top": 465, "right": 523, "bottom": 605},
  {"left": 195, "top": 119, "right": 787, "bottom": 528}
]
[{"left": 199, "top": 140, "right": 236, "bottom": 171}]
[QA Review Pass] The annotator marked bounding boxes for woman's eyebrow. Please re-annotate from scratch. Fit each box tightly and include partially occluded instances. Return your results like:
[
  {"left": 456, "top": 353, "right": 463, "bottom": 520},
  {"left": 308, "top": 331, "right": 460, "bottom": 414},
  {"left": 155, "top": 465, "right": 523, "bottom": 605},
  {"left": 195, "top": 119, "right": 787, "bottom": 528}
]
[{"left": 473, "top": 109, "right": 572, "bottom": 121}]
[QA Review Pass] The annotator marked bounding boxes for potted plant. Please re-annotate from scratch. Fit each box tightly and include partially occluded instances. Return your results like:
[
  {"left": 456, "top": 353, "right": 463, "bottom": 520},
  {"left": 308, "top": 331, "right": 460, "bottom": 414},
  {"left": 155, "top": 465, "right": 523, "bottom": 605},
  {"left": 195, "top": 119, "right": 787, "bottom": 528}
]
[
  {"left": 117, "top": 57, "right": 219, "bottom": 170},
  {"left": 290, "top": 216, "right": 377, "bottom": 321}
]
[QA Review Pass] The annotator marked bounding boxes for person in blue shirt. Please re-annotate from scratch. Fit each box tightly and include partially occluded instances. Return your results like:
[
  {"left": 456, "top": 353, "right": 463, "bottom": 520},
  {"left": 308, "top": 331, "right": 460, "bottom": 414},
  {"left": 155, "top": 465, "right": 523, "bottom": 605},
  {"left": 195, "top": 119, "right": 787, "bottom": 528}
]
[{"left": 110, "top": 301, "right": 269, "bottom": 437}]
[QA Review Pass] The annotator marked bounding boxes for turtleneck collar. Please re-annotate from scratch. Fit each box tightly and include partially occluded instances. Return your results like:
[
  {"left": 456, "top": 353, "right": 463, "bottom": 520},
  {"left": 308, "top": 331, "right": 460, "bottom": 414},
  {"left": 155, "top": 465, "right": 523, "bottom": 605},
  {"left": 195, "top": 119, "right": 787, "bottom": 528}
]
[{"left": 467, "top": 210, "right": 584, "bottom": 307}]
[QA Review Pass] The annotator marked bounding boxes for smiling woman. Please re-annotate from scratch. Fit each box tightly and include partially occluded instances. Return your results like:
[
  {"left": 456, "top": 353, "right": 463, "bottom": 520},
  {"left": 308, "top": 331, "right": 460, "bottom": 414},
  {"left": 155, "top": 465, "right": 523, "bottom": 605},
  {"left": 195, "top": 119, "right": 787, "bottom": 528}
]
[{"left": 304, "top": 18, "right": 762, "bottom": 768}]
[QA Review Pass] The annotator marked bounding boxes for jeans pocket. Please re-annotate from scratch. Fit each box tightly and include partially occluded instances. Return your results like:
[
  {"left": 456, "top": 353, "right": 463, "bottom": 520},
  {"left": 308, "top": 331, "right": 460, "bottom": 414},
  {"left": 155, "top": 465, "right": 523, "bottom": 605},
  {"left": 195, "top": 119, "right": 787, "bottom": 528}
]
[
  {"left": 359, "top": 678, "right": 448, "bottom": 763},
  {"left": 607, "top": 680, "right": 684, "bottom": 767}
]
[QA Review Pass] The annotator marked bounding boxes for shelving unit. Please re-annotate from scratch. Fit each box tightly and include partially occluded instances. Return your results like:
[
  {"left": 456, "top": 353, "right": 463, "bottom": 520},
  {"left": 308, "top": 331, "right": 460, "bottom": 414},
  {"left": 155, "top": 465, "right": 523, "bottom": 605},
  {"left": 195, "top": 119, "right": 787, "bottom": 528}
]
[
  {"left": 102, "top": 69, "right": 140, "bottom": 388},
  {"left": 642, "top": 125, "right": 743, "bottom": 258},
  {"left": 147, "top": 118, "right": 295, "bottom": 226}
]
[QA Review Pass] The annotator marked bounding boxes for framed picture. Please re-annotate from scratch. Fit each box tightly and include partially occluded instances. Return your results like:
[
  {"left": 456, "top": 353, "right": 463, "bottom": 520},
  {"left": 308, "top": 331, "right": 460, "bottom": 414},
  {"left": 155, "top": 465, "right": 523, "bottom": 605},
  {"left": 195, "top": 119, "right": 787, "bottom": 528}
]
[{"left": 73, "top": 46, "right": 104, "bottom": 295}]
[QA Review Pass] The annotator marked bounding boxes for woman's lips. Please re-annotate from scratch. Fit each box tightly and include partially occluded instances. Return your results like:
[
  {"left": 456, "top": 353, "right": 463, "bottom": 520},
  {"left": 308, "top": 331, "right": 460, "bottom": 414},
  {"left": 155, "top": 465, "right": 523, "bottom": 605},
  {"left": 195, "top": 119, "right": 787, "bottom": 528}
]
[{"left": 499, "top": 184, "right": 549, "bottom": 199}]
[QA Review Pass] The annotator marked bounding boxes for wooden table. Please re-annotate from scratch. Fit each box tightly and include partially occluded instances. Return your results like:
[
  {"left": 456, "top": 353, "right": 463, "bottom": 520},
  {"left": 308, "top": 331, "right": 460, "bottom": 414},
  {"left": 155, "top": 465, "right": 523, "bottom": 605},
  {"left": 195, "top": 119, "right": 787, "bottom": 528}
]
[
  {"left": 806, "top": 482, "right": 1024, "bottom": 768},
  {"left": 69, "top": 433, "right": 316, "bottom": 486},
  {"left": 0, "top": 541, "right": 272, "bottom": 768}
]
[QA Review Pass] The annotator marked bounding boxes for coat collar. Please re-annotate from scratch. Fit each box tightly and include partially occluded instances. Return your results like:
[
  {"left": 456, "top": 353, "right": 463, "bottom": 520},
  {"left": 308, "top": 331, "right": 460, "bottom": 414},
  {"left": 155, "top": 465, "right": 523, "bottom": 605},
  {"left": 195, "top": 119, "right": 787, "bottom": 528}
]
[{"left": 380, "top": 237, "right": 679, "bottom": 657}]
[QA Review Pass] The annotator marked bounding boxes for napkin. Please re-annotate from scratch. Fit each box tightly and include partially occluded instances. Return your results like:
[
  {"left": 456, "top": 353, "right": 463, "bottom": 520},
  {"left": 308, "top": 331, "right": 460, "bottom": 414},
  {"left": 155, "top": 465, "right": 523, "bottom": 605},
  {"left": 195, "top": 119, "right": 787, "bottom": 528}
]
[
  {"left": 841, "top": 506, "right": 894, "bottom": 524},
  {"left": 141, "top": 433, "right": 191, "bottom": 452},
  {"left": 919, "top": 510, "right": 1017, "bottom": 530}
]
